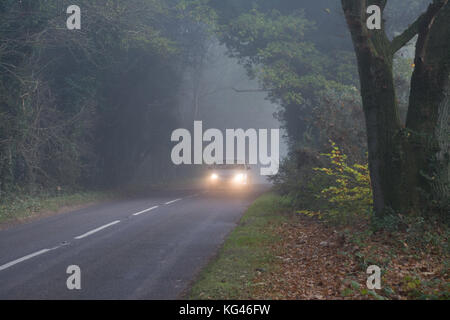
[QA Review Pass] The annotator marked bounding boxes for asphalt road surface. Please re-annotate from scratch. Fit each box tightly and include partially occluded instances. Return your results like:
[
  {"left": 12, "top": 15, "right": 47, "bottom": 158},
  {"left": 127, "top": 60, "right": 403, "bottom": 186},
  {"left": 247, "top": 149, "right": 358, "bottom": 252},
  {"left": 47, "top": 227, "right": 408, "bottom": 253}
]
[{"left": 0, "top": 186, "right": 268, "bottom": 299}]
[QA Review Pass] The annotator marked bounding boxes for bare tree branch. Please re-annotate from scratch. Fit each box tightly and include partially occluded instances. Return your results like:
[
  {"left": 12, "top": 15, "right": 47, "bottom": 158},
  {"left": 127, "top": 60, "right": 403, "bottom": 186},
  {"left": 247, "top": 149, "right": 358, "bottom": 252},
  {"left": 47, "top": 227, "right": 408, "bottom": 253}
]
[{"left": 231, "top": 87, "right": 272, "bottom": 93}]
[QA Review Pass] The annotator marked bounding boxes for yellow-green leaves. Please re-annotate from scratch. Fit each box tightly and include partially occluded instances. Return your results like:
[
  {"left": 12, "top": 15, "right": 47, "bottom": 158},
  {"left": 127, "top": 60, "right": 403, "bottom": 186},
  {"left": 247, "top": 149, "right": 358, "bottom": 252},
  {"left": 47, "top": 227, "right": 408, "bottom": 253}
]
[{"left": 313, "top": 142, "right": 373, "bottom": 224}]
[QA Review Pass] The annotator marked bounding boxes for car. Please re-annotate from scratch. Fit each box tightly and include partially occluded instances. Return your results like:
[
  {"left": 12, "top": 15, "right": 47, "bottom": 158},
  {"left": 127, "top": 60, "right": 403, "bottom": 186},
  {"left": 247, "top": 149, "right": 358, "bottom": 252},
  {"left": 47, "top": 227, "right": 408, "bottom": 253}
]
[{"left": 206, "top": 163, "right": 252, "bottom": 190}]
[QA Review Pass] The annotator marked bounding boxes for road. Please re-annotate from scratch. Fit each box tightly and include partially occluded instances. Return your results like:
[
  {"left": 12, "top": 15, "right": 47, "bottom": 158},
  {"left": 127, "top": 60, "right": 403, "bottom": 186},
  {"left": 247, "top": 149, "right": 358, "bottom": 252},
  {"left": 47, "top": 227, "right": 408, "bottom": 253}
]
[{"left": 0, "top": 186, "right": 267, "bottom": 299}]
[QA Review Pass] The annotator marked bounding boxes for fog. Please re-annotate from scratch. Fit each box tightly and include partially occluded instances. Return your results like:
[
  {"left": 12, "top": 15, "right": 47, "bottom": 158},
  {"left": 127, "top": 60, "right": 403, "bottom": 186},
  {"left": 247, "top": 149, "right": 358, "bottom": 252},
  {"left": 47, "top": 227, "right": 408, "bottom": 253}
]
[
  {"left": 0, "top": 0, "right": 447, "bottom": 302},
  {"left": 0, "top": 0, "right": 437, "bottom": 192},
  {"left": 133, "top": 40, "right": 287, "bottom": 184}
]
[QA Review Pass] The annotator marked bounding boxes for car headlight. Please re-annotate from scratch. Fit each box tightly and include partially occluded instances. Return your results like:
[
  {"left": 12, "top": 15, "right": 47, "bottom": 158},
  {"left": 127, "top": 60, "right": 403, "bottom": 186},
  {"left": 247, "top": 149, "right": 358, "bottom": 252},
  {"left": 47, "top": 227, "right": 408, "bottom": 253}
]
[
  {"left": 210, "top": 173, "right": 218, "bottom": 180},
  {"left": 234, "top": 173, "right": 246, "bottom": 183}
]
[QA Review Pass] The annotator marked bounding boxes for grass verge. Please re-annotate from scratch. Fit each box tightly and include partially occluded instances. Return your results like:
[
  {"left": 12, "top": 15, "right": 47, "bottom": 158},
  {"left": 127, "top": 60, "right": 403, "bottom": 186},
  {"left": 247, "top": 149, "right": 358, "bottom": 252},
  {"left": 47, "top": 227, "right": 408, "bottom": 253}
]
[
  {"left": 0, "top": 177, "right": 201, "bottom": 228},
  {"left": 189, "top": 193, "right": 291, "bottom": 299},
  {"left": 0, "top": 190, "right": 113, "bottom": 228}
]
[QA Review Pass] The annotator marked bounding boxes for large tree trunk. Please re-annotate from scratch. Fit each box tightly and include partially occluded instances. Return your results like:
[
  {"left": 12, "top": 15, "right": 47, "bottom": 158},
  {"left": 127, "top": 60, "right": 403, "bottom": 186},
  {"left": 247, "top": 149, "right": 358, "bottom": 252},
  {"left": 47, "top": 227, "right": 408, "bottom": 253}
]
[
  {"left": 341, "top": 0, "right": 449, "bottom": 215},
  {"left": 341, "top": 0, "right": 403, "bottom": 214},
  {"left": 406, "top": 2, "right": 450, "bottom": 214}
]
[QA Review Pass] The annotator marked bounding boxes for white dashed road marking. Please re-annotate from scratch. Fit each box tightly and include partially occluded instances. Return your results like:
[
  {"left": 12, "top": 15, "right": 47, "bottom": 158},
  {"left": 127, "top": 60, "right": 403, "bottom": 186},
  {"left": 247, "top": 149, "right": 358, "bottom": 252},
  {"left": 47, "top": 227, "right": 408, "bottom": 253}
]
[
  {"left": 0, "top": 243, "right": 65, "bottom": 272},
  {"left": 132, "top": 206, "right": 159, "bottom": 216},
  {"left": 74, "top": 220, "right": 121, "bottom": 240},
  {"left": 165, "top": 198, "right": 182, "bottom": 205},
  {"left": 0, "top": 195, "right": 195, "bottom": 272}
]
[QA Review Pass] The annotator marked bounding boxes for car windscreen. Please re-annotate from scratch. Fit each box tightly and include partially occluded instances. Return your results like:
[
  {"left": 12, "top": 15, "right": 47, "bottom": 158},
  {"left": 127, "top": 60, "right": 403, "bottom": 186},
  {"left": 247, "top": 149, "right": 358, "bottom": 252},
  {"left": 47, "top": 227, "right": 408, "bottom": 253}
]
[{"left": 211, "top": 164, "right": 246, "bottom": 170}]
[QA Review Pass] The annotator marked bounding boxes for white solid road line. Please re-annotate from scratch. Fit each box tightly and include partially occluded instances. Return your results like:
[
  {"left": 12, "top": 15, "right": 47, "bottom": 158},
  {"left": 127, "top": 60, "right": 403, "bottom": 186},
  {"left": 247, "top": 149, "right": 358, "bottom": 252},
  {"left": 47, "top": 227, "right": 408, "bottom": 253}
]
[
  {"left": 0, "top": 248, "right": 53, "bottom": 272},
  {"left": 165, "top": 198, "right": 182, "bottom": 205},
  {"left": 132, "top": 205, "right": 159, "bottom": 216},
  {"left": 74, "top": 220, "right": 121, "bottom": 240}
]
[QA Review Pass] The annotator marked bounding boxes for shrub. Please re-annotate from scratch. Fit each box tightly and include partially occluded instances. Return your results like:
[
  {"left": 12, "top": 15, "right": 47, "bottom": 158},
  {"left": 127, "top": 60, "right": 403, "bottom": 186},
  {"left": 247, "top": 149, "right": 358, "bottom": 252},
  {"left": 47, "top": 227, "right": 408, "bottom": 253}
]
[
  {"left": 310, "top": 141, "right": 373, "bottom": 224},
  {"left": 270, "top": 147, "right": 331, "bottom": 211}
]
